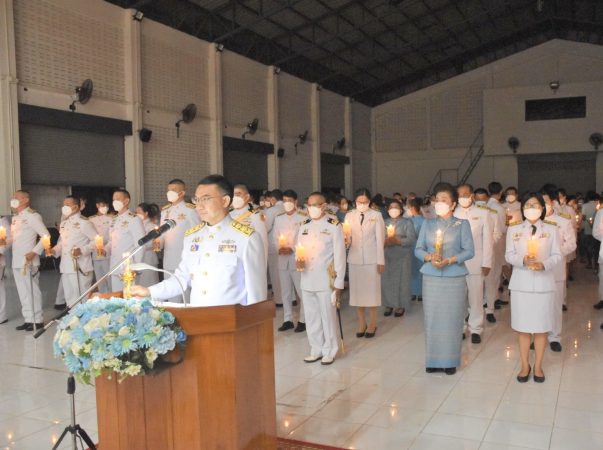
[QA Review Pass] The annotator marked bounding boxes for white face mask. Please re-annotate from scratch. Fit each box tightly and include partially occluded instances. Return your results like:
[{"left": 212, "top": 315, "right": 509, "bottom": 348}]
[
  {"left": 356, "top": 203, "right": 369, "bottom": 213},
  {"left": 113, "top": 200, "right": 125, "bottom": 212},
  {"left": 308, "top": 206, "right": 322, "bottom": 219},
  {"left": 524, "top": 208, "right": 542, "bottom": 221},
  {"left": 10, "top": 199, "right": 20, "bottom": 209},
  {"left": 166, "top": 190, "right": 179, "bottom": 203},
  {"left": 506, "top": 194, "right": 517, "bottom": 203},
  {"left": 388, "top": 209, "right": 401, "bottom": 219},
  {"left": 475, "top": 200, "right": 487, "bottom": 207},
  {"left": 61, "top": 205, "right": 74, "bottom": 217},
  {"left": 98, "top": 206, "right": 109, "bottom": 215},
  {"left": 283, "top": 201, "right": 296, "bottom": 213},
  {"left": 458, "top": 197, "right": 472, "bottom": 208},
  {"left": 232, "top": 196, "right": 246, "bottom": 209},
  {"left": 434, "top": 202, "right": 451, "bottom": 217}
]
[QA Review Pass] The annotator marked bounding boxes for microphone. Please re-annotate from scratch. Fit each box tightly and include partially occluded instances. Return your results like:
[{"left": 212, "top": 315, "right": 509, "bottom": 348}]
[{"left": 138, "top": 219, "right": 176, "bottom": 246}]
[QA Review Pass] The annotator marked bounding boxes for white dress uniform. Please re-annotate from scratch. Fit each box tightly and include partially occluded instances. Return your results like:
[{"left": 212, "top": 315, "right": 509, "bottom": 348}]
[
  {"left": 0, "top": 216, "right": 11, "bottom": 323},
  {"left": 10, "top": 208, "right": 50, "bottom": 324},
  {"left": 502, "top": 200, "right": 523, "bottom": 225},
  {"left": 297, "top": 215, "right": 346, "bottom": 359},
  {"left": 138, "top": 219, "right": 160, "bottom": 287},
  {"left": 53, "top": 213, "right": 97, "bottom": 307},
  {"left": 230, "top": 205, "right": 268, "bottom": 259},
  {"left": 454, "top": 204, "right": 493, "bottom": 335},
  {"left": 159, "top": 201, "right": 200, "bottom": 273},
  {"left": 89, "top": 212, "right": 114, "bottom": 293},
  {"left": 484, "top": 198, "right": 507, "bottom": 314},
  {"left": 107, "top": 211, "right": 146, "bottom": 292},
  {"left": 345, "top": 207, "right": 385, "bottom": 307},
  {"left": 148, "top": 215, "right": 267, "bottom": 306},
  {"left": 264, "top": 201, "right": 286, "bottom": 305},
  {"left": 544, "top": 213, "right": 576, "bottom": 344},
  {"left": 505, "top": 220, "right": 562, "bottom": 333},
  {"left": 273, "top": 210, "right": 307, "bottom": 324},
  {"left": 593, "top": 209, "right": 603, "bottom": 303}
]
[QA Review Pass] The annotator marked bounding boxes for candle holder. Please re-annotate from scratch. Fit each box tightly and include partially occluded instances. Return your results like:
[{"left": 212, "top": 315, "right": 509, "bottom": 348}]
[
  {"left": 121, "top": 254, "right": 137, "bottom": 298},
  {"left": 152, "top": 238, "right": 161, "bottom": 253},
  {"left": 527, "top": 235, "right": 538, "bottom": 259},
  {"left": 386, "top": 224, "right": 395, "bottom": 239},
  {"left": 295, "top": 244, "right": 305, "bottom": 272},
  {"left": 0, "top": 226, "right": 6, "bottom": 247},
  {"left": 95, "top": 235, "right": 104, "bottom": 257},
  {"left": 434, "top": 229, "right": 443, "bottom": 262}
]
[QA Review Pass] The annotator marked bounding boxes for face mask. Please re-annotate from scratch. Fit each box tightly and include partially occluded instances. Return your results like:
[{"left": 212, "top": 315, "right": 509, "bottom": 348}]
[
  {"left": 434, "top": 202, "right": 451, "bottom": 217},
  {"left": 137, "top": 214, "right": 145, "bottom": 221},
  {"left": 98, "top": 206, "right": 109, "bottom": 215},
  {"left": 10, "top": 199, "right": 20, "bottom": 209},
  {"left": 524, "top": 208, "right": 542, "bottom": 221},
  {"left": 232, "top": 196, "right": 246, "bottom": 209},
  {"left": 308, "top": 206, "right": 322, "bottom": 219},
  {"left": 475, "top": 200, "right": 487, "bottom": 207},
  {"left": 166, "top": 190, "right": 179, "bottom": 203},
  {"left": 458, "top": 197, "right": 472, "bottom": 208},
  {"left": 506, "top": 195, "right": 517, "bottom": 203},
  {"left": 61, "top": 205, "right": 74, "bottom": 217},
  {"left": 113, "top": 200, "right": 124, "bottom": 212},
  {"left": 283, "top": 201, "right": 295, "bottom": 213},
  {"left": 356, "top": 203, "right": 369, "bottom": 213},
  {"left": 388, "top": 209, "right": 401, "bottom": 219}
]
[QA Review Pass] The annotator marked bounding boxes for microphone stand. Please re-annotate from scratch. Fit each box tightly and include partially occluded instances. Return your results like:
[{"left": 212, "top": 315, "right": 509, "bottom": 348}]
[{"left": 130, "top": 263, "right": 188, "bottom": 306}]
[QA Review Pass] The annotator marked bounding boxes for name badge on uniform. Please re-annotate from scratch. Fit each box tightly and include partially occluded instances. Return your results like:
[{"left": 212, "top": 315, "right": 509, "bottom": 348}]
[
  {"left": 74, "top": 222, "right": 80, "bottom": 229},
  {"left": 540, "top": 232, "right": 550, "bottom": 238},
  {"left": 512, "top": 232, "right": 522, "bottom": 241},
  {"left": 121, "top": 221, "right": 128, "bottom": 228},
  {"left": 369, "top": 218, "right": 376, "bottom": 222},
  {"left": 320, "top": 229, "right": 331, "bottom": 235},
  {"left": 218, "top": 240, "right": 237, "bottom": 253},
  {"left": 178, "top": 213, "right": 186, "bottom": 221},
  {"left": 471, "top": 216, "right": 479, "bottom": 221},
  {"left": 301, "top": 229, "right": 308, "bottom": 235}
]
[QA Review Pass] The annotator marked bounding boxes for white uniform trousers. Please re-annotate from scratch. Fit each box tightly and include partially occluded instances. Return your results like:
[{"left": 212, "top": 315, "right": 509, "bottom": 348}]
[
  {"left": 62, "top": 272, "right": 94, "bottom": 307},
  {"left": 55, "top": 277, "right": 66, "bottom": 306},
  {"left": 466, "top": 273, "right": 485, "bottom": 335},
  {"left": 111, "top": 275, "right": 124, "bottom": 293},
  {"left": 549, "top": 280, "right": 566, "bottom": 343},
  {"left": 0, "top": 267, "right": 6, "bottom": 322},
  {"left": 13, "top": 268, "right": 43, "bottom": 323},
  {"left": 279, "top": 268, "right": 304, "bottom": 323},
  {"left": 268, "top": 254, "right": 282, "bottom": 305},
  {"left": 484, "top": 244, "right": 504, "bottom": 314},
  {"left": 93, "top": 259, "right": 111, "bottom": 293},
  {"left": 303, "top": 290, "right": 338, "bottom": 359}
]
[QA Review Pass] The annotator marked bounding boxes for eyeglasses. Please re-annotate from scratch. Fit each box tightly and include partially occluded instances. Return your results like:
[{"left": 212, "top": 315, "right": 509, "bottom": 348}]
[{"left": 192, "top": 195, "right": 223, "bottom": 205}]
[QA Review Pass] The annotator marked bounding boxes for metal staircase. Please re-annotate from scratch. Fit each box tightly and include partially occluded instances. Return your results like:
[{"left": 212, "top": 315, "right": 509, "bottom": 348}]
[{"left": 426, "top": 128, "right": 484, "bottom": 195}]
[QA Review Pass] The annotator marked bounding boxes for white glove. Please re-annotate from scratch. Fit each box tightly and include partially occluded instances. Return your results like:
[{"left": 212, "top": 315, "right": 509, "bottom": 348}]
[{"left": 330, "top": 290, "right": 337, "bottom": 306}]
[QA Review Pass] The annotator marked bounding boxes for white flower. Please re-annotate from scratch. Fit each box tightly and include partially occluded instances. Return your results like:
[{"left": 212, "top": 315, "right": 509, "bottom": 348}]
[
  {"left": 118, "top": 326, "right": 130, "bottom": 336},
  {"left": 83, "top": 317, "right": 101, "bottom": 334},
  {"left": 145, "top": 349, "right": 158, "bottom": 365},
  {"left": 123, "top": 364, "right": 141, "bottom": 376},
  {"left": 130, "top": 304, "right": 142, "bottom": 315},
  {"left": 59, "top": 330, "right": 71, "bottom": 348},
  {"left": 71, "top": 341, "right": 82, "bottom": 354},
  {"left": 150, "top": 309, "right": 161, "bottom": 320},
  {"left": 98, "top": 314, "right": 111, "bottom": 329},
  {"left": 67, "top": 315, "right": 80, "bottom": 329}
]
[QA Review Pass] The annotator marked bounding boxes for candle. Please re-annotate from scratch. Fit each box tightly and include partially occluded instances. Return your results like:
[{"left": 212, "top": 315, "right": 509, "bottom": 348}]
[
  {"left": 121, "top": 252, "right": 136, "bottom": 297},
  {"left": 434, "top": 229, "right": 443, "bottom": 258},
  {"left": 387, "top": 224, "right": 395, "bottom": 238},
  {"left": 0, "top": 226, "right": 5, "bottom": 246},
  {"left": 95, "top": 235, "right": 104, "bottom": 255},
  {"left": 41, "top": 235, "right": 51, "bottom": 256},
  {"left": 527, "top": 235, "right": 538, "bottom": 258},
  {"left": 295, "top": 243, "right": 305, "bottom": 272},
  {"left": 342, "top": 220, "right": 351, "bottom": 238},
  {"left": 278, "top": 233, "right": 288, "bottom": 250}
]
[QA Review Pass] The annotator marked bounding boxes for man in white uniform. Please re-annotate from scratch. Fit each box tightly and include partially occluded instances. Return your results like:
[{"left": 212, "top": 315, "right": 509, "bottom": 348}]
[
  {"left": 297, "top": 192, "right": 346, "bottom": 365},
  {"left": 51, "top": 195, "right": 98, "bottom": 307},
  {"left": 230, "top": 183, "right": 268, "bottom": 259},
  {"left": 0, "top": 215, "right": 11, "bottom": 324},
  {"left": 89, "top": 198, "right": 113, "bottom": 293},
  {"left": 273, "top": 190, "right": 307, "bottom": 332},
  {"left": 131, "top": 175, "right": 267, "bottom": 306},
  {"left": 107, "top": 189, "right": 146, "bottom": 292},
  {"left": 264, "top": 190, "right": 286, "bottom": 307},
  {"left": 9, "top": 190, "right": 50, "bottom": 331},
  {"left": 455, "top": 184, "right": 493, "bottom": 344},
  {"left": 542, "top": 190, "right": 576, "bottom": 352},
  {"left": 593, "top": 207, "right": 603, "bottom": 328}
]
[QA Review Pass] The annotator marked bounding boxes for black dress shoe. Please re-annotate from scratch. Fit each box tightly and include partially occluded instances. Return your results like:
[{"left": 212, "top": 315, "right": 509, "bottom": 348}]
[
  {"left": 356, "top": 328, "right": 367, "bottom": 338},
  {"left": 411, "top": 295, "right": 417, "bottom": 301},
  {"left": 365, "top": 327, "right": 377, "bottom": 338},
  {"left": 495, "top": 304, "right": 502, "bottom": 310},
  {"left": 517, "top": 366, "right": 531, "bottom": 383},
  {"left": 16, "top": 323, "right": 31, "bottom": 331},
  {"left": 495, "top": 299, "right": 509, "bottom": 306},
  {"left": 550, "top": 342, "right": 562, "bottom": 352},
  {"left": 462, "top": 333, "right": 466, "bottom": 340},
  {"left": 594, "top": 301, "right": 603, "bottom": 310},
  {"left": 294, "top": 322, "right": 306, "bottom": 333},
  {"left": 25, "top": 323, "right": 44, "bottom": 331},
  {"left": 562, "top": 305, "right": 568, "bottom": 312},
  {"left": 0, "top": 319, "right": 8, "bottom": 325},
  {"left": 444, "top": 367, "right": 456, "bottom": 375},
  {"left": 275, "top": 303, "right": 283, "bottom": 308},
  {"left": 292, "top": 300, "right": 298, "bottom": 306},
  {"left": 54, "top": 304, "right": 67, "bottom": 311},
  {"left": 503, "top": 279, "right": 509, "bottom": 286},
  {"left": 278, "top": 321, "right": 294, "bottom": 331},
  {"left": 471, "top": 333, "right": 481, "bottom": 344},
  {"left": 417, "top": 296, "right": 422, "bottom": 302},
  {"left": 394, "top": 308, "right": 405, "bottom": 317},
  {"left": 486, "top": 313, "right": 496, "bottom": 323},
  {"left": 384, "top": 307, "right": 393, "bottom": 317},
  {"left": 425, "top": 367, "right": 439, "bottom": 373},
  {"left": 533, "top": 372, "right": 545, "bottom": 383}
]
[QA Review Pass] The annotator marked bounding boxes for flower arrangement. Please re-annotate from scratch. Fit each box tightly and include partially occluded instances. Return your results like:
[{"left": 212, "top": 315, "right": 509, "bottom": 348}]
[{"left": 53, "top": 297, "right": 187, "bottom": 385}]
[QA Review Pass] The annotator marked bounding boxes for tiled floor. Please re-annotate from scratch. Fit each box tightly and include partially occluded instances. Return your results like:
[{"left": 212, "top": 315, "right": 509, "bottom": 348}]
[{"left": 1, "top": 265, "right": 602, "bottom": 449}]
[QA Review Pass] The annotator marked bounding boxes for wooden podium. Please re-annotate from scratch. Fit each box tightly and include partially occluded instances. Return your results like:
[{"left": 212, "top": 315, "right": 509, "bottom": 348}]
[{"left": 95, "top": 300, "right": 277, "bottom": 450}]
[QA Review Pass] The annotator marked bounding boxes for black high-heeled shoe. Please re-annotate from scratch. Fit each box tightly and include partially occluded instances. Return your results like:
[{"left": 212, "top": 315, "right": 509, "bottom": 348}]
[
  {"left": 365, "top": 327, "right": 377, "bottom": 338},
  {"left": 533, "top": 370, "right": 545, "bottom": 383},
  {"left": 517, "top": 366, "right": 531, "bottom": 383},
  {"left": 356, "top": 327, "right": 367, "bottom": 338}
]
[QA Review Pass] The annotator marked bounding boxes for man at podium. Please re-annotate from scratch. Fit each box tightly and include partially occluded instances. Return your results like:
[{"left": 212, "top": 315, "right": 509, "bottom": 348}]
[{"left": 130, "top": 174, "right": 267, "bottom": 306}]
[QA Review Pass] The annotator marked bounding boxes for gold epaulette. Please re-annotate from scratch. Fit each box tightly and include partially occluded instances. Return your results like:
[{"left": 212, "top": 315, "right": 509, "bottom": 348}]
[
  {"left": 128, "top": 212, "right": 136, "bottom": 217},
  {"left": 231, "top": 220, "right": 254, "bottom": 236},
  {"left": 298, "top": 210, "right": 308, "bottom": 216},
  {"left": 371, "top": 205, "right": 381, "bottom": 212},
  {"left": 558, "top": 212, "right": 571, "bottom": 220},
  {"left": 184, "top": 222, "right": 205, "bottom": 236},
  {"left": 509, "top": 221, "right": 522, "bottom": 227},
  {"left": 327, "top": 217, "right": 340, "bottom": 226},
  {"left": 161, "top": 203, "right": 171, "bottom": 210},
  {"left": 544, "top": 219, "right": 557, "bottom": 226},
  {"left": 185, "top": 202, "right": 195, "bottom": 209}
]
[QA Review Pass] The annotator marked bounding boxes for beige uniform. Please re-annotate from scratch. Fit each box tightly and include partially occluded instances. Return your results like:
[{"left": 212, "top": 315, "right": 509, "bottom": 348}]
[
  {"left": 107, "top": 211, "right": 146, "bottom": 292},
  {"left": 0, "top": 216, "right": 11, "bottom": 322},
  {"left": 89, "top": 213, "right": 114, "bottom": 293}
]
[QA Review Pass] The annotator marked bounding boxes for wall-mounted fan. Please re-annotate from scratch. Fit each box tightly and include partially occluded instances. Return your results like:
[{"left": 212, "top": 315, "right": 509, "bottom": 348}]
[
  {"left": 69, "top": 79, "right": 93, "bottom": 112},
  {"left": 175, "top": 103, "right": 197, "bottom": 138},
  {"left": 508, "top": 136, "right": 520, "bottom": 154},
  {"left": 294, "top": 130, "right": 308, "bottom": 154},
  {"left": 333, "top": 137, "right": 346, "bottom": 153},
  {"left": 589, "top": 132, "right": 603, "bottom": 150},
  {"left": 242, "top": 118, "right": 259, "bottom": 139}
]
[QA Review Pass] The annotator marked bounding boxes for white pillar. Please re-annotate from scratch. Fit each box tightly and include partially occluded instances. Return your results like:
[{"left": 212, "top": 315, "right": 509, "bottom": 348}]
[
  {"left": 0, "top": 0, "right": 20, "bottom": 213},
  {"left": 123, "top": 9, "right": 143, "bottom": 205},
  {"left": 344, "top": 97, "right": 353, "bottom": 198},
  {"left": 208, "top": 47, "right": 223, "bottom": 174},
  {"left": 267, "top": 67, "right": 279, "bottom": 189},
  {"left": 310, "top": 84, "right": 321, "bottom": 192}
]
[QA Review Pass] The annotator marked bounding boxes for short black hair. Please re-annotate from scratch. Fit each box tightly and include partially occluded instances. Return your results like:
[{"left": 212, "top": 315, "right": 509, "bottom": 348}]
[
  {"left": 95, "top": 196, "right": 109, "bottom": 205},
  {"left": 520, "top": 192, "right": 546, "bottom": 221},
  {"left": 354, "top": 187, "right": 372, "bottom": 201},
  {"left": 433, "top": 182, "right": 458, "bottom": 203},
  {"left": 114, "top": 188, "right": 130, "bottom": 199},
  {"left": 270, "top": 189, "right": 284, "bottom": 201},
  {"left": 457, "top": 183, "right": 474, "bottom": 194},
  {"left": 65, "top": 194, "right": 81, "bottom": 205},
  {"left": 558, "top": 188, "right": 567, "bottom": 197},
  {"left": 474, "top": 188, "right": 489, "bottom": 197},
  {"left": 388, "top": 199, "right": 403, "bottom": 209},
  {"left": 198, "top": 174, "right": 233, "bottom": 202},
  {"left": 540, "top": 184, "right": 558, "bottom": 202},
  {"left": 168, "top": 178, "right": 186, "bottom": 187},
  {"left": 409, "top": 197, "right": 422, "bottom": 212},
  {"left": 234, "top": 183, "right": 250, "bottom": 194},
  {"left": 505, "top": 186, "right": 518, "bottom": 195},
  {"left": 283, "top": 189, "right": 298, "bottom": 200},
  {"left": 488, "top": 182, "right": 503, "bottom": 195},
  {"left": 308, "top": 191, "right": 326, "bottom": 203},
  {"left": 137, "top": 202, "right": 160, "bottom": 220},
  {"left": 585, "top": 190, "right": 598, "bottom": 202}
]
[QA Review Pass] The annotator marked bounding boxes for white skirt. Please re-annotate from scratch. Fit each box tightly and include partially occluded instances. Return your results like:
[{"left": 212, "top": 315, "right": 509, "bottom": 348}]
[
  {"left": 510, "top": 290, "right": 554, "bottom": 333},
  {"left": 349, "top": 264, "right": 381, "bottom": 307}
]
